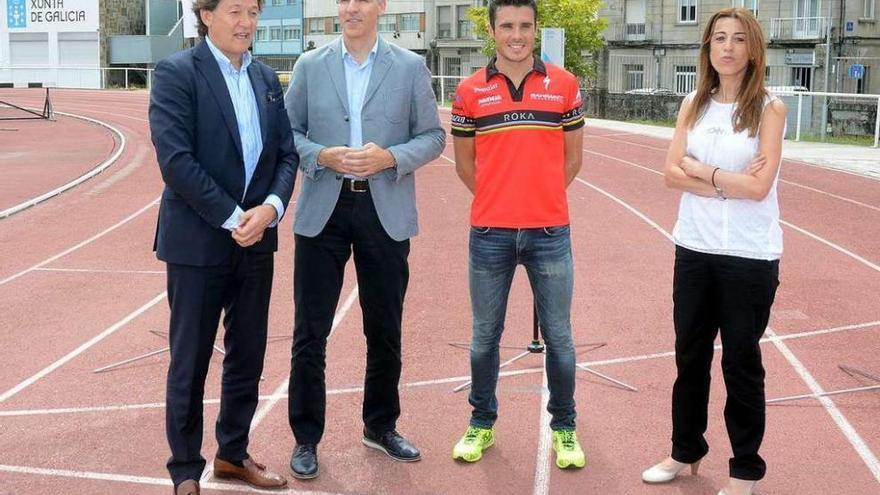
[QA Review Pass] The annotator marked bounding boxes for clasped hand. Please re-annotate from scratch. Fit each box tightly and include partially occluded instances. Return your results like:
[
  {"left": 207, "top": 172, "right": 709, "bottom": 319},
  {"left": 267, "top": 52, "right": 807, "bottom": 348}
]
[
  {"left": 318, "top": 143, "right": 395, "bottom": 177},
  {"left": 231, "top": 204, "right": 277, "bottom": 248}
]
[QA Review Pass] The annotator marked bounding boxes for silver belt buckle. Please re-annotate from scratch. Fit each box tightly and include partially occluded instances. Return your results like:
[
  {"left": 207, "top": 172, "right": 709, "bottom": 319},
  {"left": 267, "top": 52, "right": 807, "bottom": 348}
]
[{"left": 349, "top": 179, "right": 368, "bottom": 192}]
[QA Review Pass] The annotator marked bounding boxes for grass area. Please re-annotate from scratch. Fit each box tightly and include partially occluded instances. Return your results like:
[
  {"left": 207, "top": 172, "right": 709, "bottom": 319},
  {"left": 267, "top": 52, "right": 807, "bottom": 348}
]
[
  {"left": 626, "top": 118, "right": 677, "bottom": 128},
  {"left": 797, "top": 133, "right": 876, "bottom": 146}
]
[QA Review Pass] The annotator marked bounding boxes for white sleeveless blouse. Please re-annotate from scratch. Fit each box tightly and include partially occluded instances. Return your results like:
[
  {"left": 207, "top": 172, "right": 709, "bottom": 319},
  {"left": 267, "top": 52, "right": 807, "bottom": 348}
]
[{"left": 672, "top": 92, "right": 783, "bottom": 261}]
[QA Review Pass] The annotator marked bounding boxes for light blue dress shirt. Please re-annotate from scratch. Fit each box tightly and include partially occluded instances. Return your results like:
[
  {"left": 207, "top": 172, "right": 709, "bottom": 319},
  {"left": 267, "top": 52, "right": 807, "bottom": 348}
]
[
  {"left": 340, "top": 38, "right": 379, "bottom": 179},
  {"left": 204, "top": 37, "right": 283, "bottom": 231}
]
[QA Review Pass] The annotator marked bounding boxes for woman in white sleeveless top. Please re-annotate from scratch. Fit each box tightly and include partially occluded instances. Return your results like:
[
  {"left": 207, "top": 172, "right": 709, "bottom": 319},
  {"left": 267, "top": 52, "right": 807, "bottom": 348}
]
[{"left": 641, "top": 8, "right": 787, "bottom": 495}]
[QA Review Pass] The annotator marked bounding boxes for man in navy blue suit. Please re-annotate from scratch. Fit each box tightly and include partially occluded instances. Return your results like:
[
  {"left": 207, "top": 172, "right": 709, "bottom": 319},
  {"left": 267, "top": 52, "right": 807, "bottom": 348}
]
[{"left": 148, "top": 1, "right": 296, "bottom": 493}]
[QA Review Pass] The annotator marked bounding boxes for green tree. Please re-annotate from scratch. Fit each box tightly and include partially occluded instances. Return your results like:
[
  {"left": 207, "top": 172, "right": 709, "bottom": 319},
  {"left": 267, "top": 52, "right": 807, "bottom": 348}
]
[{"left": 468, "top": 0, "right": 607, "bottom": 80}]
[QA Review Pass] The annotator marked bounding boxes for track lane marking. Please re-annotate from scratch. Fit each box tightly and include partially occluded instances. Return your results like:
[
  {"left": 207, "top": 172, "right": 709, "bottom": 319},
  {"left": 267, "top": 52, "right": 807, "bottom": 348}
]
[
  {"left": 0, "top": 198, "right": 159, "bottom": 287},
  {"left": 0, "top": 292, "right": 167, "bottom": 403}
]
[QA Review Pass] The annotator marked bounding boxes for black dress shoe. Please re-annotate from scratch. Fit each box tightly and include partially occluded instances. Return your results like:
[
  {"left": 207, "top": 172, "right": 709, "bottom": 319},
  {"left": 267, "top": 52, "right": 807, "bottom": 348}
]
[
  {"left": 289, "top": 444, "right": 318, "bottom": 479},
  {"left": 362, "top": 429, "right": 421, "bottom": 462}
]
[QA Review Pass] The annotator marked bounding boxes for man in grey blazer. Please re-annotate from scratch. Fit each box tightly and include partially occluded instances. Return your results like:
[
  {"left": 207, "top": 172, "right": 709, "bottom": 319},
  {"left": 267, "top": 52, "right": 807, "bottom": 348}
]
[{"left": 283, "top": 0, "right": 445, "bottom": 480}]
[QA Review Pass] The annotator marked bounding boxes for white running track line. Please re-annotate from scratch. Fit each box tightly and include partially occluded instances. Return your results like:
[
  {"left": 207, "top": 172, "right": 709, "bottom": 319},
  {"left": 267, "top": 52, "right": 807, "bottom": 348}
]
[
  {"left": 34, "top": 267, "right": 165, "bottom": 275},
  {"left": 0, "top": 110, "right": 127, "bottom": 218},
  {"left": 0, "top": 292, "right": 167, "bottom": 403},
  {"left": 248, "top": 285, "right": 360, "bottom": 432},
  {"left": 780, "top": 219, "right": 880, "bottom": 273},
  {"left": 533, "top": 359, "right": 552, "bottom": 495},
  {"left": 574, "top": 176, "right": 673, "bottom": 242},
  {"left": 581, "top": 148, "right": 880, "bottom": 271},
  {"left": 584, "top": 140, "right": 880, "bottom": 211},
  {"left": 2, "top": 318, "right": 877, "bottom": 418},
  {"left": 200, "top": 286, "right": 360, "bottom": 482},
  {"left": 764, "top": 327, "right": 880, "bottom": 483},
  {"left": 0, "top": 198, "right": 159, "bottom": 287},
  {"left": 0, "top": 464, "right": 348, "bottom": 495},
  {"left": 571, "top": 173, "right": 880, "bottom": 482}
]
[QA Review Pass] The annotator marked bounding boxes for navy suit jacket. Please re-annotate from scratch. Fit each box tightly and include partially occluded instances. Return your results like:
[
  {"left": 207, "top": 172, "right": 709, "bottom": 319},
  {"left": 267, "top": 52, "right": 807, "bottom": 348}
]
[{"left": 149, "top": 41, "right": 298, "bottom": 266}]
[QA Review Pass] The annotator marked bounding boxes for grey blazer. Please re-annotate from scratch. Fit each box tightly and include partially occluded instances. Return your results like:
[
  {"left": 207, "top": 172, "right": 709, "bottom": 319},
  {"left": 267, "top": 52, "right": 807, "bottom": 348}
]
[{"left": 283, "top": 36, "right": 445, "bottom": 241}]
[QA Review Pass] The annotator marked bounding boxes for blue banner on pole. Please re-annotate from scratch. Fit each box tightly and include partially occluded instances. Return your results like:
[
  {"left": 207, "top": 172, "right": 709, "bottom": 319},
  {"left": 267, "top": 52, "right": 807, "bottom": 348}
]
[{"left": 8, "top": 0, "right": 27, "bottom": 29}]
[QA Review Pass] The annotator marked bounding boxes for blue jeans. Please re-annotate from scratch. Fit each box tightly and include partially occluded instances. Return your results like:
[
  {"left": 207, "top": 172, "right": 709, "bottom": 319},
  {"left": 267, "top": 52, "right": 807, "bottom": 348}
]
[{"left": 468, "top": 225, "right": 577, "bottom": 430}]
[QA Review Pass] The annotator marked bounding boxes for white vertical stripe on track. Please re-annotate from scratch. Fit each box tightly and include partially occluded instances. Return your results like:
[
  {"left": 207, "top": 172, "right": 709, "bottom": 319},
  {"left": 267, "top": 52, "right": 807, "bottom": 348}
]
[
  {"left": 0, "top": 111, "right": 127, "bottom": 219},
  {"left": 579, "top": 148, "right": 880, "bottom": 272},
  {"left": 533, "top": 357, "right": 552, "bottom": 495},
  {"left": 582, "top": 144, "right": 880, "bottom": 212},
  {"left": 780, "top": 220, "right": 880, "bottom": 272},
  {"left": 200, "top": 285, "right": 360, "bottom": 482},
  {"left": 571, "top": 174, "right": 880, "bottom": 482},
  {"left": 249, "top": 285, "right": 360, "bottom": 432},
  {"left": 0, "top": 292, "right": 167, "bottom": 403},
  {"left": 0, "top": 198, "right": 159, "bottom": 287},
  {"left": 765, "top": 327, "right": 880, "bottom": 483},
  {"left": 574, "top": 177, "right": 673, "bottom": 242}
]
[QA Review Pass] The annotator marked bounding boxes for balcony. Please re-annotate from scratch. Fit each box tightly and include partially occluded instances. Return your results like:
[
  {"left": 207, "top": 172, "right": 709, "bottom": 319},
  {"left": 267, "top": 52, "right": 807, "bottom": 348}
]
[
  {"left": 605, "top": 22, "right": 655, "bottom": 43},
  {"left": 769, "top": 17, "right": 828, "bottom": 41}
]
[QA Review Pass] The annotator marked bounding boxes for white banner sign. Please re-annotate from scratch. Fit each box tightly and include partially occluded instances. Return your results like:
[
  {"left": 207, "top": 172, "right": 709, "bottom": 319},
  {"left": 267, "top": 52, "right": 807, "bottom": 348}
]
[
  {"left": 6, "top": 0, "right": 99, "bottom": 33},
  {"left": 540, "top": 28, "right": 565, "bottom": 68},
  {"left": 181, "top": 0, "right": 199, "bottom": 39}
]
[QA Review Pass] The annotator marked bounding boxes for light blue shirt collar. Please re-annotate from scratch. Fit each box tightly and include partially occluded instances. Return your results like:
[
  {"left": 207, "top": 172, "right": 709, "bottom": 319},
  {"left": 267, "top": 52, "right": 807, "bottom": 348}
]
[
  {"left": 341, "top": 36, "right": 379, "bottom": 66},
  {"left": 205, "top": 35, "right": 253, "bottom": 75}
]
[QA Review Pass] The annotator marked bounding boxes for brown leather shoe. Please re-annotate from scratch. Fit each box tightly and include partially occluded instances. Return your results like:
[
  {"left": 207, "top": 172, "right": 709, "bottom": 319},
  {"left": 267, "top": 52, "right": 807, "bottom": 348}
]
[
  {"left": 174, "top": 480, "right": 199, "bottom": 495},
  {"left": 213, "top": 456, "right": 287, "bottom": 489}
]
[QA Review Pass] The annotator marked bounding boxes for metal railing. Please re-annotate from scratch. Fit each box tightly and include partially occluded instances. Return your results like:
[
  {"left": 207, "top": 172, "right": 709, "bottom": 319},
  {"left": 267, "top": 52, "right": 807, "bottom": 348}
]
[
  {"left": 769, "top": 16, "right": 828, "bottom": 40},
  {"left": 773, "top": 90, "right": 880, "bottom": 147},
  {"left": 604, "top": 22, "right": 656, "bottom": 42},
  {"left": 0, "top": 66, "right": 154, "bottom": 90}
]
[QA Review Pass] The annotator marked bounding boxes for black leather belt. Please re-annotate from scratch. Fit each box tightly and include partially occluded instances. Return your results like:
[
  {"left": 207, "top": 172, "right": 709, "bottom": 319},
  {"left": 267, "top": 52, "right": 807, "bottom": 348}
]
[{"left": 343, "top": 178, "right": 369, "bottom": 192}]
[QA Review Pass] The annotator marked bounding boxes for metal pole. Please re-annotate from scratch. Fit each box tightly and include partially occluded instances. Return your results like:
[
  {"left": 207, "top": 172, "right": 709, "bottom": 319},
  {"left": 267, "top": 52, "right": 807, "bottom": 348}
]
[
  {"left": 440, "top": 76, "right": 446, "bottom": 106},
  {"left": 125, "top": 68, "right": 129, "bottom": 90},
  {"left": 796, "top": 93, "right": 803, "bottom": 141},
  {"left": 820, "top": 3, "right": 832, "bottom": 141},
  {"left": 874, "top": 96, "right": 880, "bottom": 148}
]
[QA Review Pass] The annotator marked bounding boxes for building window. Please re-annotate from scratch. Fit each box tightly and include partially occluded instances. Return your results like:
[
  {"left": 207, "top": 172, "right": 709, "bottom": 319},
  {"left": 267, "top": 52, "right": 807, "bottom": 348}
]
[
  {"left": 791, "top": 66, "right": 813, "bottom": 90},
  {"left": 856, "top": 67, "right": 871, "bottom": 94},
  {"left": 400, "top": 13, "right": 419, "bottom": 32},
  {"left": 864, "top": 0, "right": 876, "bottom": 18},
  {"left": 675, "top": 65, "right": 697, "bottom": 94},
  {"left": 457, "top": 6, "right": 472, "bottom": 38},
  {"left": 678, "top": 0, "right": 697, "bottom": 23},
  {"left": 624, "top": 64, "right": 645, "bottom": 90},
  {"left": 333, "top": 19, "right": 342, "bottom": 34},
  {"left": 308, "top": 18, "right": 322, "bottom": 34},
  {"left": 734, "top": 0, "right": 758, "bottom": 17},
  {"left": 255, "top": 28, "right": 267, "bottom": 41},
  {"left": 445, "top": 57, "right": 462, "bottom": 76},
  {"left": 270, "top": 27, "right": 282, "bottom": 41},
  {"left": 283, "top": 27, "right": 301, "bottom": 40},
  {"left": 438, "top": 6, "right": 452, "bottom": 38},
  {"left": 379, "top": 14, "right": 396, "bottom": 33},
  {"left": 272, "top": 0, "right": 283, "bottom": 5}
]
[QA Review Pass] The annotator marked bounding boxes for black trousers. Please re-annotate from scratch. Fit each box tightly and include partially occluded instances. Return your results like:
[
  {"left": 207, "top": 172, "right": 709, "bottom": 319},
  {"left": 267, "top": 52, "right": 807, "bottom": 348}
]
[
  {"left": 289, "top": 186, "right": 410, "bottom": 445},
  {"left": 165, "top": 250, "right": 274, "bottom": 485},
  {"left": 670, "top": 246, "right": 779, "bottom": 481}
]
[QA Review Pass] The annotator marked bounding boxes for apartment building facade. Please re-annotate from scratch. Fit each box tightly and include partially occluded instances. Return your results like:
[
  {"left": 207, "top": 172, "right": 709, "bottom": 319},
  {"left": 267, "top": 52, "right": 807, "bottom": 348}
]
[
  {"left": 598, "top": 0, "right": 880, "bottom": 94},
  {"left": 253, "top": 0, "right": 304, "bottom": 71},
  {"left": 302, "top": 0, "right": 432, "bottom": 55},
  {"left": 433, "top": 0, "right": 489, "bottom": 77}
]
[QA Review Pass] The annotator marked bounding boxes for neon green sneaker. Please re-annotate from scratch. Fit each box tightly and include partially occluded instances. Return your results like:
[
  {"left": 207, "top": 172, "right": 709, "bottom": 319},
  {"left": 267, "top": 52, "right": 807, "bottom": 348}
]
[
  {"left": 452, "top": 426, "right": 495, "bottom": 462},
  {"left": 552, "top": 429, "right": 585, "bottom": 469}
]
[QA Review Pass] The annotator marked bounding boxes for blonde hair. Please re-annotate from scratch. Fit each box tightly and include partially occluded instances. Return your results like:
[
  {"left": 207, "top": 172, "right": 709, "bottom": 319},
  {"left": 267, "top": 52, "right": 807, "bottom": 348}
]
[{"left": 686, "top": 8, "right": 767, "bottom": 137}]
